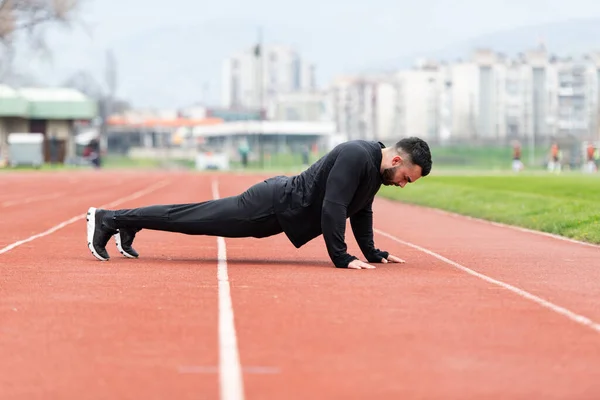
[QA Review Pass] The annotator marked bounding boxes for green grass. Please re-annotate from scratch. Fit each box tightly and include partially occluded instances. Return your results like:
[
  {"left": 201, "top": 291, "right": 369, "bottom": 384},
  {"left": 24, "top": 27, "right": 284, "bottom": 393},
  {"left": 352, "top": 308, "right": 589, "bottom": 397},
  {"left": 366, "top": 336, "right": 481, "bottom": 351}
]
[
  {"left": 101, "top": 155, "right": 196, "bottom": 169},
  {"left": 378, "top": 172, "right": 600, "bottom": 244},
  {"left": 101, "top": 155, "right": 164, "bottom": 169},
  {"left": 0, "top": 156, "right": 192, "bottom": 171},
  {"left": 430, "top": 145, "right": 548, "bottom": 170},
  {"left": 230, "top": 152, "right": 321, "bottom": 170},
  {"left": 102, "top": 151, "right": 319, "bottom": 172},
  {"left": 0, "top": 163, "right": 85, "bottom": 172}
]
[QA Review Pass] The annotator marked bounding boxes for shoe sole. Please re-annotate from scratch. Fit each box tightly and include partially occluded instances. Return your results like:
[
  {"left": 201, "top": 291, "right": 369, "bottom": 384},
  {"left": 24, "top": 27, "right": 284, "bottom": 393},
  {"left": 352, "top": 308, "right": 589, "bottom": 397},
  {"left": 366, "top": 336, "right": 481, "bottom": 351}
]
[
  {"left": 114, "top": 231, "right": 138, "bottom": 259},
  {"left": 87, "top": 207, "right": 109, "bottom": 261}
]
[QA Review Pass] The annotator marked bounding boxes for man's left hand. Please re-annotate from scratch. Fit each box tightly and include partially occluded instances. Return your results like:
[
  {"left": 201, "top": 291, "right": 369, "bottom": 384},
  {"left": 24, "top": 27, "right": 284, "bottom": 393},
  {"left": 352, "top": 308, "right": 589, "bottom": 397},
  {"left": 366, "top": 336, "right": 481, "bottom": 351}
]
[{"left": 380, "top": 254, "right": 405, "bottom": 264}]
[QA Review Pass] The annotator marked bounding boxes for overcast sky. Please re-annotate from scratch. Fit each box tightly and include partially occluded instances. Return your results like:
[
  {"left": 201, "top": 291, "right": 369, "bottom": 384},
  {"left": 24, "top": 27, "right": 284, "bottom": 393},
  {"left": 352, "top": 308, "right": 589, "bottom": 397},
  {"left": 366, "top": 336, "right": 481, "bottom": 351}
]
[
  {"left": 13, "top": 0, "right": 600, "bottom": 108},
  {"left": 79, "top": 0, "right": 600, "bottom": 43}
]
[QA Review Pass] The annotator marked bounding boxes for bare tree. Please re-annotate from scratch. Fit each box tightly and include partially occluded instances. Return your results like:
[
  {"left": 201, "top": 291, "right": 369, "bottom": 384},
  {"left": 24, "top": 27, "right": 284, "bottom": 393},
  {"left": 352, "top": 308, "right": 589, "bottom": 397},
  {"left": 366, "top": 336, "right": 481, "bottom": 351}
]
[
  {"left": 62, "top": 69, "right": 103, "bottom": 98},
  {"left": 0, "top": 0, "right": 81, "bottom": 80},
  {"left": 0, "top": 0, "right": 79, "bottom": 41}
]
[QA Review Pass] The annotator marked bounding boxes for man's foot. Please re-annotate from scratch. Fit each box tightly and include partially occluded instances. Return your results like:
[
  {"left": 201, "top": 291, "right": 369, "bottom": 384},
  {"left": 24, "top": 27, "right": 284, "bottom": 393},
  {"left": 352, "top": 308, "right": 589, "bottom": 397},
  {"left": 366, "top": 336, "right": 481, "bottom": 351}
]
[
  {"left": 86, "top": 207, "right": 116, "bottom": 261},
  {"left": 114, "top": 228, "right": 140, "bottom": 258}
]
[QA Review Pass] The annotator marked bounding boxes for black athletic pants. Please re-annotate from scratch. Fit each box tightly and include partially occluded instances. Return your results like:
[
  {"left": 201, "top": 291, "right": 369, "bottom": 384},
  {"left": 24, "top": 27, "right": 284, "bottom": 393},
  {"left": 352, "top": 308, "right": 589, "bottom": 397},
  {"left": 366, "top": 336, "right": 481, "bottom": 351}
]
[{"left": 108, "top": 179, "right": 284, "bottom": 238}]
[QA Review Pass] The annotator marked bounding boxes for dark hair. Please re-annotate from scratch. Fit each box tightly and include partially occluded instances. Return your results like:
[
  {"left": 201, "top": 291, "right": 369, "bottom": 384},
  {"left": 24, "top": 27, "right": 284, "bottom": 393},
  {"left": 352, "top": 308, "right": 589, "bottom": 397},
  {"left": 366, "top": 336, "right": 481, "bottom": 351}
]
[{"left": 395, "top": 137, "right": 432, "bottom": 176}]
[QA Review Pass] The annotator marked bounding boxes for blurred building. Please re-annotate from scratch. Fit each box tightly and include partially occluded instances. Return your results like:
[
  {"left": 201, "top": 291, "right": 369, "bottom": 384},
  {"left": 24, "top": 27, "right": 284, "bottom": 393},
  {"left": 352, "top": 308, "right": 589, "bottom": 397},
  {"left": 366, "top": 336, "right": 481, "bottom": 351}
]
[
  {"left": 329, "top": 75, "right": 396, "bottom": 142},
  {"left": 221, "top": 45, "right": 316, "bottom": 111},
  {"left": 327, "top": 47, "right": 600, "bottom": 146},
  {"left": 269, "top": 91, "right": 330, "bottom": 122},
  {"left": 191, "top": 120, "right": 343, "bottom": 162},
  {"left": 395, "top": 62, "right": 441, "bottom": 141},
  {"left": 552, "top": 58, "right": 599, "bottom": 138},
  {"left": 502, "top": 59, "right": 530, "bottom": 139},
  {"left": 105, "top": 111, "right": 222, "bottom": 154},
  {"left": 178, "top": 104, "right": 263, "bottom": 122},
  {"left": 0, "top": 85, "right": 97, "bottom": 163}
]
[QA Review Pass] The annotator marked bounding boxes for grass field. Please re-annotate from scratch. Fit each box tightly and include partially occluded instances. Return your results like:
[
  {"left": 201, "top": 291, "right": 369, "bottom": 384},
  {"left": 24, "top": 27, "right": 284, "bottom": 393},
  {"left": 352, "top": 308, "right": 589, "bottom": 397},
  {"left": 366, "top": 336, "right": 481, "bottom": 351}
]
[
  {"left": 378, "top": 172, "right": 600, "bottom": 244},
  {"left": 430, "top": 145, "right": 549, "bottom": 170}
]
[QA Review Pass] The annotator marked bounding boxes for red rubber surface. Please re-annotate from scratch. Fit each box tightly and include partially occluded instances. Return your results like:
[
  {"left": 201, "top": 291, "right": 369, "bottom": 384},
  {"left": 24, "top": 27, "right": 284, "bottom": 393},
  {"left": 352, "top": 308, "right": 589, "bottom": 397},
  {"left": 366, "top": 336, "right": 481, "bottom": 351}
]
[{"left": 1, "top": 170, "right": 599, "bottom": 399}]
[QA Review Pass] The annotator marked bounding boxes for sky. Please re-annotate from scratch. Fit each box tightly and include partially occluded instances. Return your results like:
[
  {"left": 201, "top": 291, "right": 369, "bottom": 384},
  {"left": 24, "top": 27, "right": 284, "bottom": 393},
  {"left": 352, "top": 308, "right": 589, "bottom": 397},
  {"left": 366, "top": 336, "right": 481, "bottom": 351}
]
[{"left": 10, "top": 0, "right": 600, "bottom": 109}]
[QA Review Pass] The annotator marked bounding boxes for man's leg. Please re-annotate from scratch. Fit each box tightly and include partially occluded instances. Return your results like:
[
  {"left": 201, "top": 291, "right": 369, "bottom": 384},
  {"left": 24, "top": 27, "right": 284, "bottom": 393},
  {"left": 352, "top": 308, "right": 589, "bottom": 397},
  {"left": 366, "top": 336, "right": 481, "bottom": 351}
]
[{"left": 87, "top": 180, "right": 283, "bottom": 260}]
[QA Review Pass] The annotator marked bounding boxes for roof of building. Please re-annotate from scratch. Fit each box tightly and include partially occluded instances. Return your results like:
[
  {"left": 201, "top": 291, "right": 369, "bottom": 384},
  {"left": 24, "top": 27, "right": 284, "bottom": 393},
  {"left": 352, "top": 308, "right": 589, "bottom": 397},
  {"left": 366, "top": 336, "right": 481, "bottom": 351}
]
[
  {"left": 108, "top": 116, "right": 223, "bottom": 128},
  {"left": 0, "top": 85, "right": 97, "bottom": 120},
  {"left": 18, "top": 87, "right": 88, "bottom": 102},
  {"left": 0, "top": 85, "right": 19, "bottom": 97}
]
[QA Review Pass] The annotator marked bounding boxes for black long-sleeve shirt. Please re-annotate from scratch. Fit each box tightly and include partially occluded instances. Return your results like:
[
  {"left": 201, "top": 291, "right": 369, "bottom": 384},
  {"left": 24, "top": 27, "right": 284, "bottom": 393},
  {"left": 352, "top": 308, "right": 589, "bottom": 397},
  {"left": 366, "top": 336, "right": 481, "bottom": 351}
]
[{"left": 270, "top": 140, "right": 389, "bottom": 268}]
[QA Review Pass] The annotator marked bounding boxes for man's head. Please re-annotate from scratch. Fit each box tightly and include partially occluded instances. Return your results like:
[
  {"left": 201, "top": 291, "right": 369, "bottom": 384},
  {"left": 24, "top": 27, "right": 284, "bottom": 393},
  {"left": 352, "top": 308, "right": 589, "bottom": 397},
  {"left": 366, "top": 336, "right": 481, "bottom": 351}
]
[{"left": 380, "top": 137, "right": 432, "bottom": 187}]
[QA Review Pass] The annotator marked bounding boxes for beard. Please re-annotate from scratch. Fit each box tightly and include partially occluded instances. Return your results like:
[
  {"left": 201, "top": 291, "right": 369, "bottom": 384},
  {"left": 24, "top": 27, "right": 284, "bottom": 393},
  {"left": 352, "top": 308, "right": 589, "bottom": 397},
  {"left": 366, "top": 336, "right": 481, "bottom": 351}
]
[{"left": 381, "top": 166, "right": 398, "bottom": 186}]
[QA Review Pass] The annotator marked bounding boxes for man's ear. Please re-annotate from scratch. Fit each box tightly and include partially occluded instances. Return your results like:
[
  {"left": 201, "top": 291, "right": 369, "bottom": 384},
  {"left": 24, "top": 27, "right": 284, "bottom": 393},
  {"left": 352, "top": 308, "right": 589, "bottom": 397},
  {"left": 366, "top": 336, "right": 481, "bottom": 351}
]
[{"left": 392, "top": 155, "right": 402, "bottom": 166}]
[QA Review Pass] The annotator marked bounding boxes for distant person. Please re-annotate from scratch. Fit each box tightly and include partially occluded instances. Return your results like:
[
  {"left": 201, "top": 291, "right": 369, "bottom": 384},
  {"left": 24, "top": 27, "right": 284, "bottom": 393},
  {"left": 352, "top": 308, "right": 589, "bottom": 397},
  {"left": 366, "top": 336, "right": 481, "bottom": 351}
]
[
  {"left": 512, "top": 141, "right": 523, "bottom": 172},
  {"left": 84, "top": 138, "right": 102, "bottom": 169},
  {"left": 585, "top": 142, "right": 597, "bottom": 173},
  {"left": 548, "top": 142, "right": 561, "bottom": 173},
  {"left": 238, "top": 139, "right": 250, "bottom": 168},
  {"left": 302, "top": 146, "right": 310, "bottom": 166},
  {"left": 85, "top": 138, "right": 432, "bottom": 269}
]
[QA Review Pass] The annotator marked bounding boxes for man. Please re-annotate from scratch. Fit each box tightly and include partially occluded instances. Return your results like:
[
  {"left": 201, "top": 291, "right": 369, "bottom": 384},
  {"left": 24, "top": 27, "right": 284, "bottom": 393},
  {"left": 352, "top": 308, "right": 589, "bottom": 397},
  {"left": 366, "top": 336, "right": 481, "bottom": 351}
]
[{"left": 87, "top": 137, "right": 432, "bottom": 269}]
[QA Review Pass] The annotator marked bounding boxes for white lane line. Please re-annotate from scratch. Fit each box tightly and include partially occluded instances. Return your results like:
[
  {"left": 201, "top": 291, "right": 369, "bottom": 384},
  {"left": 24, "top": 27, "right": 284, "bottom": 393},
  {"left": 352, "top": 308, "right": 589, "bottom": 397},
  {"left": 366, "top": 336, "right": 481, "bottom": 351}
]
[
  {"left": 211, "top": 179, "right": 245, "bottom": 400},
  {"left": 383, "top": 198, "right": 600, "bottom": 250},
  {"left": 178, "top": 365, "right": 279, "bottom": 375},
  {"left": 1, "top": 193, "right": 64, "bottom": 208},
  {"left": 0, "top": 180, "right": 171, "bottom": 256},
  {"left": 429, "top": 206, "right": 600, "bottom": 249},
  {"left": 374, "top": 228, "right": 600, "bottom": 334}
]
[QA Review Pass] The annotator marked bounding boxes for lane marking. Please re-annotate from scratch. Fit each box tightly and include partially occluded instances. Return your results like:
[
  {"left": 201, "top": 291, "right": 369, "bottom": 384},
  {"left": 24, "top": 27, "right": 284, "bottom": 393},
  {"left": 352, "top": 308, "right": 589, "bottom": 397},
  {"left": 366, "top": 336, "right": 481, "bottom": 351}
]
[
  {"left": 432, "top": 207, "right": 600, "bottom": 249},
  {"left": 380, "top": 198, "right": 600, "bottom": 249},
  {"left": 374, "top": 228, "right": 600, "bottom": 334},
  {"left": 178, "top": 366, "right": 279, "bottom": 374},
  {"left": 212, "top": 180, "right": 245, "bottom": 400},
  {"left": 0, "top": 180, "right": 171, "bottom": 256}
]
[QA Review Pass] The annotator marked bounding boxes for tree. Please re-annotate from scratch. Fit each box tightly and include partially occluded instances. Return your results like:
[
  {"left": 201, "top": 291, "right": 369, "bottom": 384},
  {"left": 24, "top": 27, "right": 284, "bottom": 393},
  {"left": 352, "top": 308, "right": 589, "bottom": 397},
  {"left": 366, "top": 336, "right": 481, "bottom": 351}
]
[
  {"left": 0, "top": 0, "right": 79, "bottom": 41},
  {"left": 62, "top": 49, "right": 131, "bottom": 149},
  {"left": 0, "top": 0, "right": 81, "bottom": 80}
]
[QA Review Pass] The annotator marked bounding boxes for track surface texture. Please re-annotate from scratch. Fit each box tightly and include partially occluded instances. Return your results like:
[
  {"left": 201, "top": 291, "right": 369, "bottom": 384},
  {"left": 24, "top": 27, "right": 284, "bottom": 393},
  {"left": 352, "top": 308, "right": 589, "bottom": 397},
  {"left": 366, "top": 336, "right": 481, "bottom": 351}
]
[{"left": 1, "top": 170, "right": 599, "bottom": 400}]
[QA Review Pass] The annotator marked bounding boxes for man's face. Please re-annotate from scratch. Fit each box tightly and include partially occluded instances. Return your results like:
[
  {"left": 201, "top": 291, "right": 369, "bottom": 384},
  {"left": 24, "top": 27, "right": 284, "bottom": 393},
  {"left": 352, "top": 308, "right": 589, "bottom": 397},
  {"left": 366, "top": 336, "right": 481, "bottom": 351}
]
[{"left": 382, "top": 158, "right": 423, "bottom": 187}]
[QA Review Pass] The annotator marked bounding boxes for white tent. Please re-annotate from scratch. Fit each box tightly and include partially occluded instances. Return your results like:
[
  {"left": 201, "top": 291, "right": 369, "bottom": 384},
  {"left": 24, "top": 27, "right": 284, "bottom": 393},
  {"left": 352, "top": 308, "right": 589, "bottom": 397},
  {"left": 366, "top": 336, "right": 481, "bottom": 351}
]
[{"left": 74, "top": 129, "right": 99, "bottom": 145}]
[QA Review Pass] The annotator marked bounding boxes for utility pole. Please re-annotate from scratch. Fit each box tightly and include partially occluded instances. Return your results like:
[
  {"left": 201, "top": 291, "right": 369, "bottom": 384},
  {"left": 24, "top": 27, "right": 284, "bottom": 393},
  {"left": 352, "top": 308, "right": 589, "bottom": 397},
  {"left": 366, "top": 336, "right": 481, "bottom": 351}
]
[
  {"left": 529, "top": 89, "right": 537, "bottom": 167},
  {"left": 254, "top": 26, "right": 265, "bottom": 168},
  {"left": 101, "top": 49, "right": 117, "bottom": 157},
  {"left": 202, "top": 82, "right": 209, "bottom": 105}
]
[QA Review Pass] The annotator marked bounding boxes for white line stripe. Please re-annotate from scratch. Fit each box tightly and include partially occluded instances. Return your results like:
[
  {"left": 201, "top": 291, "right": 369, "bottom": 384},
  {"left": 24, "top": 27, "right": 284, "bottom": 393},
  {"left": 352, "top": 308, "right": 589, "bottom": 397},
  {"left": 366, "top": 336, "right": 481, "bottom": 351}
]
[
  {"left": 374, "top": 228, "right": 600, "bottom": 334},
  {"left": 212, "top": 179, "right": 245, "bottom": 400},
  {"left": 387, "top": 199, "right": 600, "bottom": 250},
  {"left": 0, "top": 180, "right": 171, "bottom": 256}
]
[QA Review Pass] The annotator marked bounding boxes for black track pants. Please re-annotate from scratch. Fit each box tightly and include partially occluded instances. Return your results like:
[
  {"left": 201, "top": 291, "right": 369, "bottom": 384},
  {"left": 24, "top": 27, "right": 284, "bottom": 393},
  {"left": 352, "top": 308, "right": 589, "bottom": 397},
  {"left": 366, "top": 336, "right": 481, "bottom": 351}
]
[{"left": 109, "top": 179, "right": 283, "bottom": 238}]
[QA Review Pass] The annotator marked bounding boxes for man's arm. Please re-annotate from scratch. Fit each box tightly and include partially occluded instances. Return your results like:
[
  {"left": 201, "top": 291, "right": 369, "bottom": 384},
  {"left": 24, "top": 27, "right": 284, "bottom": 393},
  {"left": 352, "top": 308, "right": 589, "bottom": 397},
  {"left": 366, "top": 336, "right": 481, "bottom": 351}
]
[
  {"left": 350, "top": 202, "right": 389, "bottom": 263},
  {"left": 320, "top": 146, "right": 367, "bottom": 268}
]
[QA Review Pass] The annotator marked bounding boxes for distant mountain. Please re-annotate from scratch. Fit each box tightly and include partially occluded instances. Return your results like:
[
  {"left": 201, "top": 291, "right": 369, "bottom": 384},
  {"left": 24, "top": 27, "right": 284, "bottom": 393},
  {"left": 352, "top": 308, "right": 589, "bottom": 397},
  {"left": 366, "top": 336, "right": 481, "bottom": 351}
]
[{"left": 369, "top": 18, "right": 600, "bottom": 72}]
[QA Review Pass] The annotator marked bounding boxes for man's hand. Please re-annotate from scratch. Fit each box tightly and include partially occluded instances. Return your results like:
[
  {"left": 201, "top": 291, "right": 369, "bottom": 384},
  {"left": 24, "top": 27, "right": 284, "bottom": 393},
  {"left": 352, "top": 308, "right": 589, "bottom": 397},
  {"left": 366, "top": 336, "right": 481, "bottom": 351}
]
[
  {"left": 380, "top": 254, "right": 405, "bottom": 264},
  {"left": 347, "top": 259, "right": 376, "bottom": 269}
]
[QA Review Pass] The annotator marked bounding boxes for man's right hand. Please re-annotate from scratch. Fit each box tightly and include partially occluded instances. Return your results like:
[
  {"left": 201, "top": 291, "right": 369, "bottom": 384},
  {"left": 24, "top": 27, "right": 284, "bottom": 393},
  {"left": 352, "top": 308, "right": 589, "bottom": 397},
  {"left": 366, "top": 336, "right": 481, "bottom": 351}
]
[{"left": 347, "top": 259, "right": 376, "bottom": 269}]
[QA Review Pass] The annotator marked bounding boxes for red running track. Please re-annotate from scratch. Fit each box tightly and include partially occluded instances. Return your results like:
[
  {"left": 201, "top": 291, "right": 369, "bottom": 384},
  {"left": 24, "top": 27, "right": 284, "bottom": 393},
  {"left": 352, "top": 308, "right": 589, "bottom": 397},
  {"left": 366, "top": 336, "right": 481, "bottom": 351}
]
[{"left": 1, "top": 170, "right": 599, "bottom": 399}]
